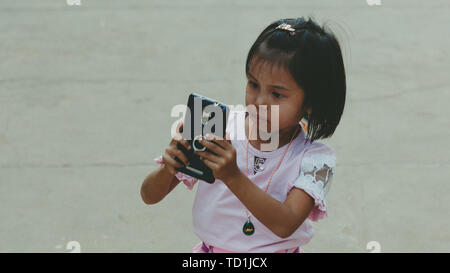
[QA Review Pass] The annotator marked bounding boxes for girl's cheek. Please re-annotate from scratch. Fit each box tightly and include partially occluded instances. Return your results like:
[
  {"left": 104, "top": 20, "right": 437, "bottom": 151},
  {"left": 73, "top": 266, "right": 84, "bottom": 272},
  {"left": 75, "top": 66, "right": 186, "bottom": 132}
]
[
  {"left": 245, "top": 91, "right": 254, "bottom": 106},
  {"left": 277, "top": 108, "right": 293, "bottom": 127}
]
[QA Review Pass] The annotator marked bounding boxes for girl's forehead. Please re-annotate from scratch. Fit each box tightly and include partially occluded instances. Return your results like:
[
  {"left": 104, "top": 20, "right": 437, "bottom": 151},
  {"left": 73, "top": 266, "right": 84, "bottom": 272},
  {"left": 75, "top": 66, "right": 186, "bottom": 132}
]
[{"left": 249, "top": 57, "right": 294, "bottom": 84}]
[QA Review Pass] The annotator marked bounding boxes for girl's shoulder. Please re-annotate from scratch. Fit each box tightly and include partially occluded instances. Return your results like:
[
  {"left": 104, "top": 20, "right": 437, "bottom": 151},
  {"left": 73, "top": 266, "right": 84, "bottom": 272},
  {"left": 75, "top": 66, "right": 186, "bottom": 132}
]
[
  {"left": 304, "top": 140, "right": 336, "bottom": 155},
  {"left": 291, "top": 127, "right": 336, "bottom": 160}
]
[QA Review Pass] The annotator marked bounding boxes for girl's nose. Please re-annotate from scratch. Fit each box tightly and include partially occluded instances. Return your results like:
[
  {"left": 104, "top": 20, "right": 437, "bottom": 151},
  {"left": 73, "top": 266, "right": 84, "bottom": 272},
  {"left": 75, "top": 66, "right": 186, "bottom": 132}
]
[{"left": 255, "top": 92, "right": 269, "bottom": 107}]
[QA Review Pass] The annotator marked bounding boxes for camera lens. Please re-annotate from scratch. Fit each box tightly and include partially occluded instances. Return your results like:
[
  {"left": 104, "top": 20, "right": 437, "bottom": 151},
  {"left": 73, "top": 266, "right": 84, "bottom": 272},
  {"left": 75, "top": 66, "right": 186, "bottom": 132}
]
[{"left": 193, "top": 135, "right": 206, "bottom": 152}]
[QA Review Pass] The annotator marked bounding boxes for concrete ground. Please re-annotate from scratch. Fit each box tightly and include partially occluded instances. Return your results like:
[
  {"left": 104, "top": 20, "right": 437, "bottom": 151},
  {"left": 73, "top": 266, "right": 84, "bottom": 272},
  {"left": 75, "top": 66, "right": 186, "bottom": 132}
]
[{"left": 0, "top": 0, "right": 449, "bottom": 252}]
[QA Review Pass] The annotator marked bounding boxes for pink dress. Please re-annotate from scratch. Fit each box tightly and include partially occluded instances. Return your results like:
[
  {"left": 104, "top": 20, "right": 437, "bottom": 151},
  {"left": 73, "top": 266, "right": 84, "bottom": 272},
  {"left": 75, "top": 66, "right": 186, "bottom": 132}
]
[{"left": 154, "top": 110, "right": 336, "bottom": 253}]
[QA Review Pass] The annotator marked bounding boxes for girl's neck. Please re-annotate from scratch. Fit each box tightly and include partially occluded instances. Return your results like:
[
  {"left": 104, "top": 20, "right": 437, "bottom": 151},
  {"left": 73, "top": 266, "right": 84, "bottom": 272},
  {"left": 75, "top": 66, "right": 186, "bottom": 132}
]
[{"left": 245, "top": 115, "right": 300, "bottom": 152}]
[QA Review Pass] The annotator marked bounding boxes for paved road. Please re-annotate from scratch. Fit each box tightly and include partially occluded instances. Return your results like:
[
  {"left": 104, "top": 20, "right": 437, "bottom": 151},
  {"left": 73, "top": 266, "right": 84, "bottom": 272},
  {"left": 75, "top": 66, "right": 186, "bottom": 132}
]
[{"left": 0, "top": 0, "right": 449, "bottom": 252}]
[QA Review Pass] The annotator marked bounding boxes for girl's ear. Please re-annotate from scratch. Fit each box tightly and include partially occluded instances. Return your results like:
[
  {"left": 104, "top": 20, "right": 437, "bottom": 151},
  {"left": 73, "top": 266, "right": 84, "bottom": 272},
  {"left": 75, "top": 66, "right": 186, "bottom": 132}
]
[
  {"left": 299, "top": 108, "right": 312, "bottom": 123},
  {"left": 300, "top": 108, "right": 312, "bottom": 120}
]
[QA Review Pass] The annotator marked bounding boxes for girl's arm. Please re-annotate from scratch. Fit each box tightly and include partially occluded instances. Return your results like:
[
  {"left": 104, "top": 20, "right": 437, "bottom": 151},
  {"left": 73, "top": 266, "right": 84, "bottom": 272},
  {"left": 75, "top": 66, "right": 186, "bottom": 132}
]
[
  {"left": 224, "top": 172, "right": 314, "bottom": 239},
  {"left": 140, "top": 165, "right": 181, "bottom": 205},
  {"left": 141, "top": 120, "right": 191, "bottom": 205}
]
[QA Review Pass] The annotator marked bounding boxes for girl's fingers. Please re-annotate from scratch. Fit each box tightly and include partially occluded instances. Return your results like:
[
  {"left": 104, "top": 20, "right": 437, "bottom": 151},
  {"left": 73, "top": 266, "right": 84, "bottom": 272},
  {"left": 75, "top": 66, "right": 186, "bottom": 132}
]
[
  {"left": 163, "top": 152, "right": 185, "bottom": 169},
  {"left": 195, "top": 149, "right": 221, "bottom": 164},
  {"left": 173, "top": 133, "right": 183, "bottom": 142},
  {"left": 199, "top": 137, "right": 226, "bottom": 157},
  {"left": 173, "top": 119, "right": 184, "bottom": 141},
  {"left": 176, "top": 119, "right": 184, "bottom": 134},
  {"left": 205, "top": 133, "right": 232, "bottom": 150},
  {"left": 167, "top": 146, "right": 189, "bottom": 166},
  {"left": 176, "top": 136, "right": 191, "bottom": 151},
  {"left": 202, "top": 157, "right": 219, "bottom": 171},
  {"left": 171, "top": 128, "right": 191, "bottom": 151}
]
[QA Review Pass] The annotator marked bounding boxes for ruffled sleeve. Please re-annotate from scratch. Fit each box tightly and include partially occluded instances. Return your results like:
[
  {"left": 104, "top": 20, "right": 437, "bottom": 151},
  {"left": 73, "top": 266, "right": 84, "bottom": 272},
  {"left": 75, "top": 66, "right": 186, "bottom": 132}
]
[
  {"left": 153, "top": 155, "right": 198, "bottom": 191},
  {"left": 288, "top": 145, "right": 336, "bottom": 222}
]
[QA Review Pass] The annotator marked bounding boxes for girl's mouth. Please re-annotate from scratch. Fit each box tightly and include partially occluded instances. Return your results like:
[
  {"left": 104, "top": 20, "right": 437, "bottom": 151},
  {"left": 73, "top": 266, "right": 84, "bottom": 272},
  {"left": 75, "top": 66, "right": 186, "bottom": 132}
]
[{"left": 249, "top": 113, "right": 270, "bottom": 125}]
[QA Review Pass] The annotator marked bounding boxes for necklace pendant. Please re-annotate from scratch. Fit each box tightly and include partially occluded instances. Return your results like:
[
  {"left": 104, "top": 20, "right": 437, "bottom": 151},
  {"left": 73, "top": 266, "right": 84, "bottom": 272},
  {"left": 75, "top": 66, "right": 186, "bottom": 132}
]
[{"left": 243, "top": 218, "right": 255, "bottom": 236}]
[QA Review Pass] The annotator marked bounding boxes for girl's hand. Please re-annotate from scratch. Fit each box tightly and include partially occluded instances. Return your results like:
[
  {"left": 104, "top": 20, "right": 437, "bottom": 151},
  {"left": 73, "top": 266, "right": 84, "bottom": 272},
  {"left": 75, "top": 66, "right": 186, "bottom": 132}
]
[
  {"left": 194, "top": 132, "right": 241, "bottom": 183},
  {"left": 161, "top": 120, "right": 191, "bottom": 176}
]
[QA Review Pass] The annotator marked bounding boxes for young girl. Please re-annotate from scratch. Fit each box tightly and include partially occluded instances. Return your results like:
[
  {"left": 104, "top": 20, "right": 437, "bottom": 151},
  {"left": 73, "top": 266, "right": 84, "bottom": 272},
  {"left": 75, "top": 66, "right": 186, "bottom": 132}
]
[{"left": 141, "top": 17, "right": 346, "bottom": 253}]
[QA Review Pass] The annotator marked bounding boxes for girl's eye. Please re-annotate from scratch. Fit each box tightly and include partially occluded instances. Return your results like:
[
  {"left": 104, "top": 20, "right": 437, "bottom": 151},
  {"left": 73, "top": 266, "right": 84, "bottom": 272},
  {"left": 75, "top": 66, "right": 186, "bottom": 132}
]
[
  {"left": 248, "top": 81, "right": 258, "bottom": 89},
  {"left": 272, "top": 92, "right": 284, "bottom": 99}
]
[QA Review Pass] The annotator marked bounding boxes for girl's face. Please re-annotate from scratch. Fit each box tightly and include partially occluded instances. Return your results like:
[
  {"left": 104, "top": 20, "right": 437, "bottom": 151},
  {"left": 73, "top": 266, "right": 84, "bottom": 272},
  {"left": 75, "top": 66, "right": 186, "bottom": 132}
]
[{"left": 245, "top": 58, "right": 310, "bottom": 134}]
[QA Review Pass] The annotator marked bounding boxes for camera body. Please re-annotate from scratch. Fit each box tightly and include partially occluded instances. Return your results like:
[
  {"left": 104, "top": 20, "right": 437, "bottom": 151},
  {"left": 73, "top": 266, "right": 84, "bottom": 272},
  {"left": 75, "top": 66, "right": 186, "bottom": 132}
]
[{"left": 175, "top": 93, "right": 229, "bottom": 183}]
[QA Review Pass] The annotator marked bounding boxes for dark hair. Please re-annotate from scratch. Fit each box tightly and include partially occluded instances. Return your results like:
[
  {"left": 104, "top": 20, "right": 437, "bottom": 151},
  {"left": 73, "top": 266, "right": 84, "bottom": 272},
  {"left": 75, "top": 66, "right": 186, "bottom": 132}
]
[{"left": 245, "top": 17, "right": 346, "bottom": 143}]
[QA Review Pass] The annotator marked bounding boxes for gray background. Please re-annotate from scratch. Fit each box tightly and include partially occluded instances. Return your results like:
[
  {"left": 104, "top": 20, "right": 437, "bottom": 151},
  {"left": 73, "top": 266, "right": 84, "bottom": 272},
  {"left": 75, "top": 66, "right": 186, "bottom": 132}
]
[{"left": 0, "top": 0, "right": 449, "bottom": 252}]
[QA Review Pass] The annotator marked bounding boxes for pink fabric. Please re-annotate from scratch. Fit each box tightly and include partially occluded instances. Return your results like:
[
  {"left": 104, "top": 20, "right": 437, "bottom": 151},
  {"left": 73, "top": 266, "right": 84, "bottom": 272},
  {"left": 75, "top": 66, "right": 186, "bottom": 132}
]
[
  {"left": 192, "top": 241, "right": 304, "bottom": 253},
  {"left": 153, "top": 110, "right": 335, "bottom": 252},
  {"left": 192, "top": 241, "right": 234, "bottom": 253}
]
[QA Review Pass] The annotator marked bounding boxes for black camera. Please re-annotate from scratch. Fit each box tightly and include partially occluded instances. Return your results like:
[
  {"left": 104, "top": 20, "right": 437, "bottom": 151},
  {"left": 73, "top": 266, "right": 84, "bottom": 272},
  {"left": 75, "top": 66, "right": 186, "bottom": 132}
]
[{"left": 175, "top": 93, "right": 229, "bottom": 183}]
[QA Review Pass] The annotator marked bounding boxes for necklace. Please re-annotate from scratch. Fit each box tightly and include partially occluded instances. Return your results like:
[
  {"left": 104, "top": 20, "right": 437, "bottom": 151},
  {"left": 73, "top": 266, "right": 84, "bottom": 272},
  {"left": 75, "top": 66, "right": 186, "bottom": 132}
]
[{"left": 243, "top": 122, "right": 300, "bottom": 236}]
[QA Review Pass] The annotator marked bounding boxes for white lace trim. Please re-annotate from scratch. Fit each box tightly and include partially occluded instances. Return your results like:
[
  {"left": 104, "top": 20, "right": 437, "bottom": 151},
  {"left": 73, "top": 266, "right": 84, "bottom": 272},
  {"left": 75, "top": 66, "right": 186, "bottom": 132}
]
[
  {"left": 290, "top": 147, "right": 336, "bottom": 221},
  {"left": 300, "top": 150, "right": 336, "bottom": 174}
]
